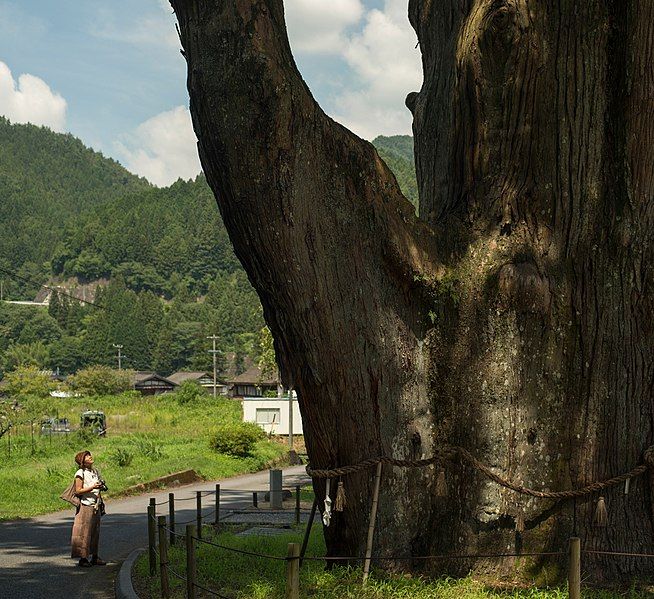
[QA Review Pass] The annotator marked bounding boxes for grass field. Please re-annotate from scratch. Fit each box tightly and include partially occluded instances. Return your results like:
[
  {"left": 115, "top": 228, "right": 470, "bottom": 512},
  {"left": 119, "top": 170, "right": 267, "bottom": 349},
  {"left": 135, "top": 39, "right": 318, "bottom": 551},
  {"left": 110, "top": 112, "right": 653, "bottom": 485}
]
[
  {"left": 133, "top": 525, "right": 650, "bottom": 599},
  {"left": 0, "top": 392, "right": 288, "bottom": 520}
]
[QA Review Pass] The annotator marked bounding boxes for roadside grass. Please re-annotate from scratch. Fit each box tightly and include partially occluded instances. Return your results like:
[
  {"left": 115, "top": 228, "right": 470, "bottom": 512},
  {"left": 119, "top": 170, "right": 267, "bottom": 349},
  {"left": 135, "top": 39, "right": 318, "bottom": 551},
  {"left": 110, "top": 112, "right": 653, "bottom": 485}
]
[
  {"left": 133, "top": 526, "right": 649, "bottom": 598},
  {"left": 0, "top": 392, "right": 288, "bottom": 520},
  {"left": 299, "top": 485, "right": 314, "bottom": 503}
]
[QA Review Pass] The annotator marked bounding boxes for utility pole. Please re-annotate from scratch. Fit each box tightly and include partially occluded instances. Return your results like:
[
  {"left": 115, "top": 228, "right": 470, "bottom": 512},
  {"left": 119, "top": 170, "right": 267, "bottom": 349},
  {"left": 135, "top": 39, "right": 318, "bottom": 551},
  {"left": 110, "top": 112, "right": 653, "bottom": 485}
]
[
  {"left": 112, "top": 344, "right": 123, "bottom": 370},
  {"left": 288, "top": 387, "right": 294, "bottom": 451},
  {"left": 207, "top": 335, "right": 220, "bottom": 399}
]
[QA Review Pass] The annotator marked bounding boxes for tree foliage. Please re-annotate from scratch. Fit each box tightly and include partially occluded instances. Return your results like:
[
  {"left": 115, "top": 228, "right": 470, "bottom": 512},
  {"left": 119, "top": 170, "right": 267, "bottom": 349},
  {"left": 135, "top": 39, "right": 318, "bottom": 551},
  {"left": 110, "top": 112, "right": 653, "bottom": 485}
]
[
  {"left": 372, "top": 136, "right": 418, "bottom": 210},
  {"left": 173, "top": 380, "right": 206, "bottom": 404},
  {"left": 3, "top": 342, "right": 51, "bottom": 371},
  {"left": 257, "top": 326, "right": 277, "bottom": 380},
  {"left": 0, "top": 117, "right": 148, "bottom": 298},
  {"left": 0, "top": 115, "right": 414, "bottom": 381},
  {"left": 3, "top": 365, "right": 55, "bottom": 399},
  {"left": 68, "top": 365, "right": 131, "bottom": 396}
]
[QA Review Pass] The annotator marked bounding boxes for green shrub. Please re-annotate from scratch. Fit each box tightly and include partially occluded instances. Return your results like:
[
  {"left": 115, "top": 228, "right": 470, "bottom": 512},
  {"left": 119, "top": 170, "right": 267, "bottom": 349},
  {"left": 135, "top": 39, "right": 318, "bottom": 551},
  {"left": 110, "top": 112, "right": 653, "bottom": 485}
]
[
  {"left": 132, "top": 436, "right": 164, "bottom": 460},
  {"left": 209, "top": 422, "right": 265, "bottom": 457},
  {"left": 173, "top": 380, "right": 206, "bottom": 405},
  {"left": 75, "top": 427, "right": 96, "bottom": 445},
  {"left": 68, "top": 365, "right": 131, "bottom": 396},
  {"left": 110, "top": 447, "right": 134, "bottom": 467}
]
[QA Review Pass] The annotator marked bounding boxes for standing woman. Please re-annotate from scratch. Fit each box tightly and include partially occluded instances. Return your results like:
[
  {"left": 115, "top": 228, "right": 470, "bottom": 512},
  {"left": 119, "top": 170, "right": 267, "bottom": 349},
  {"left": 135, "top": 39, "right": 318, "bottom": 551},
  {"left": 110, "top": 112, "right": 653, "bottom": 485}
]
[{"left": 70, "top": 450, "right": 106, "bottom": 567}]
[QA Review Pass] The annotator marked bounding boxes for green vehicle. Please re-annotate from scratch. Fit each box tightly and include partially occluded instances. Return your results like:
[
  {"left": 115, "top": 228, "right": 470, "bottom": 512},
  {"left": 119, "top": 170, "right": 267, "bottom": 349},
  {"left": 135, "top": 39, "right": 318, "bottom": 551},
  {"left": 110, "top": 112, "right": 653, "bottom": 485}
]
[{"left": 80, "top": 410, "right": 107, "bottom": 436}]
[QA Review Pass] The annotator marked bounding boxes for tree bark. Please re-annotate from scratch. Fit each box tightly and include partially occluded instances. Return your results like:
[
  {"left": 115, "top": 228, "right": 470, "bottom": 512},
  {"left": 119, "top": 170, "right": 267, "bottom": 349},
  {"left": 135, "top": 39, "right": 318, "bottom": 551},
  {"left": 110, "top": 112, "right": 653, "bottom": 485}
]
[{"left": 171, "top": 0, "right": 654, "bottom": 582}]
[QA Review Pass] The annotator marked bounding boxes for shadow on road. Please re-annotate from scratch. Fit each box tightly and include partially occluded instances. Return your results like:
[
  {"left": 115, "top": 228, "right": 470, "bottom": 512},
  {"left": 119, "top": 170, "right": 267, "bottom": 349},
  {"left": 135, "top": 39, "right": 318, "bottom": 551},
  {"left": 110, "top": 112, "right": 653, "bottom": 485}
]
[{"left": 0, "top": 467, "right": 311, "bottom": 598}]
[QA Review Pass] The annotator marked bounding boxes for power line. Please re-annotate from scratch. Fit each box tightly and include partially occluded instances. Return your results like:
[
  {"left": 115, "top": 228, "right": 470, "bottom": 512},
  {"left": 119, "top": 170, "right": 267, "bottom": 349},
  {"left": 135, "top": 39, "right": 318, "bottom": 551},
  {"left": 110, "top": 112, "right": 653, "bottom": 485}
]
[{"left": 0, "top": 265, "right": 106, "bottom": 310}]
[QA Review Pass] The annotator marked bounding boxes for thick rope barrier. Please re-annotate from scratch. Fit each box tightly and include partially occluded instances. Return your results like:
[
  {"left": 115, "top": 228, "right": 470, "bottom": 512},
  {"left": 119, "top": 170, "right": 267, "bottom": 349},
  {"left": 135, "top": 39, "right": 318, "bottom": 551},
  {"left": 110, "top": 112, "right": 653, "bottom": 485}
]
[
  {"left": 175, "top": 509, "right": 215, "bottom": 526},
  {"left": 300, "top": 550, "right": 565, "bottom": 562},
  {"left": 306, "top": 446, "right": 654, "bottom": 500}
]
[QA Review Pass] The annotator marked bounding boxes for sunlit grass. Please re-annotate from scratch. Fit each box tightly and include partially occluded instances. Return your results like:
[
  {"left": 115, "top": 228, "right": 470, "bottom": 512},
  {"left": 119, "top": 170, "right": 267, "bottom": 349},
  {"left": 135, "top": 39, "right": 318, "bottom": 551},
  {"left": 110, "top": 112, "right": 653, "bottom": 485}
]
[
  {"left": 0, "top": 393, "right": 287, "bottom": 519},
  {"left": 134, "top": 526, "right": 649, "bottom": 598}
]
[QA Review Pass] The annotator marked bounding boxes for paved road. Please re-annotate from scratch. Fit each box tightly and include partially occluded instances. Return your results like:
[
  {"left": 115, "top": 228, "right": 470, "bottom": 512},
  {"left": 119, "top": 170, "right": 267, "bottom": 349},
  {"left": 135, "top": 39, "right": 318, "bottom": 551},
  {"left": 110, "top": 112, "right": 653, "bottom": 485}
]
[{"left": 0, "top": 466, "right": 310, "bottom": 599}]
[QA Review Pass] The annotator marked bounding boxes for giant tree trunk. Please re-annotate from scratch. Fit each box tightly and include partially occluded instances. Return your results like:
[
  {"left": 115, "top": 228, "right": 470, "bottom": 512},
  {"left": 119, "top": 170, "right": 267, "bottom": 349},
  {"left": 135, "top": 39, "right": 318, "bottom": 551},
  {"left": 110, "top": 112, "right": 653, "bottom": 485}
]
[{"left": 171, "top": 0, "right": 654, "bottom": 583}]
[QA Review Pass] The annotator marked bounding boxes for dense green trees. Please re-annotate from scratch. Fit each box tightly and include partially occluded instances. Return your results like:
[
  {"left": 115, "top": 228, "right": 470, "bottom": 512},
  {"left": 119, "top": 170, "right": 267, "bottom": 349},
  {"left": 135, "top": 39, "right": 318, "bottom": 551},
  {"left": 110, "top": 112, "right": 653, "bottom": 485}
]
[
  {"left": 372, "top": 135, "right": 417, "bottom": 210},
  {"left": 0, "top": 117, "right": 148, "bottom": 298},
  {"left": 51, "top": 177, "right": 247, "bottom": 298},
  {"left": 1, "top": 277, "right": 262, "bottom": 377},
  {"left": 0, "top": 119, "right": 415, "bottom": 379}
]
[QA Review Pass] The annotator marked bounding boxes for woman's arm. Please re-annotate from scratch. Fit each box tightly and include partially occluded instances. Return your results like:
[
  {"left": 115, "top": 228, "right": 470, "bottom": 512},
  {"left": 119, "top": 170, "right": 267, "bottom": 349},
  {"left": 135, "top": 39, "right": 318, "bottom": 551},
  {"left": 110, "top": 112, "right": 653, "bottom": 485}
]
[{"left": 75, "top": 475, "right": 101, "bottom": 495}]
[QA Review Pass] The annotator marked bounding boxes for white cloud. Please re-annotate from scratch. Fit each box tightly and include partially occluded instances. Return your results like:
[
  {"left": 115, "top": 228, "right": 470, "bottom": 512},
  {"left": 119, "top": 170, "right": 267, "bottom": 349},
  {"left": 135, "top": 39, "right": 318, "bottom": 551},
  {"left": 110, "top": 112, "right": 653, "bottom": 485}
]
[
  {"left": 0, "top": 61, "right": 67, "bottom": 131},
  {"left": 116, "top": 106, "right": 201, "bottom": 187},
  {"left": 343, "top": 2, "right": 420, "bottom": 97},
  {"left": 333, "top": 90, "right": 415, "bottom": 140},
  {"left": 331, "top": 0, "right": 421, "bottom": 139},
  {"left": 285, "top": 0, "right": 363, "bottom": 54}
]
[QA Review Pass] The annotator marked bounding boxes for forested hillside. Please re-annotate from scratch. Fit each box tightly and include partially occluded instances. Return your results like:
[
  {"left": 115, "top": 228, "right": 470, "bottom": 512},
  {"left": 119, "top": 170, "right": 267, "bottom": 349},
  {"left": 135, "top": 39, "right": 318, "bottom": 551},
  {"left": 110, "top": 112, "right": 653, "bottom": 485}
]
[
  {"left": 0, "top": 117, "right": 150, "bottom": 298},
  {"left": 0, "top": 121, "right": 416, "bottom": 376},
  {"left": 372, "top": 134, "right": 413, "bottom": 162},
  {"left": 51, "top": 177, "right": 242, "bottom": 297},
  {"left": 372, "top": 135, "right": 417, "bottom": 209}
]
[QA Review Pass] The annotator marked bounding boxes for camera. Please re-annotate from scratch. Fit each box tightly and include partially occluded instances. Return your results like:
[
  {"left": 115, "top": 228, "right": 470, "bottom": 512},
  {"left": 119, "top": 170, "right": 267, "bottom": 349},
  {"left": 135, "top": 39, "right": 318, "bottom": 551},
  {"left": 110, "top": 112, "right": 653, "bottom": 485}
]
[{"left": 99, "top": 479, "right": 108, "bottom": 492}]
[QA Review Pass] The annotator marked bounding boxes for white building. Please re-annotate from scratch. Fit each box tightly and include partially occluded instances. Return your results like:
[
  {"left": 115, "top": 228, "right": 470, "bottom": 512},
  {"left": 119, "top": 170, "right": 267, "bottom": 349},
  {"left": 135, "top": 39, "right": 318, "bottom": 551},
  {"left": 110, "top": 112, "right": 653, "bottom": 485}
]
[{"left": 242, "top": 394, "right": 303, "bottom": 436}]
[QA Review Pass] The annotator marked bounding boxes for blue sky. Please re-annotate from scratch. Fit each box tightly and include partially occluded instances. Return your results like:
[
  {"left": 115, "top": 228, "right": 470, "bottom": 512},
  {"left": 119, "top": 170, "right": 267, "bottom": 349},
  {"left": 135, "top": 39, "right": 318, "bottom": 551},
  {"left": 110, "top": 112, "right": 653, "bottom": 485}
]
[{"left": 0, "top": 0, "right": 421, "bottom": 185}]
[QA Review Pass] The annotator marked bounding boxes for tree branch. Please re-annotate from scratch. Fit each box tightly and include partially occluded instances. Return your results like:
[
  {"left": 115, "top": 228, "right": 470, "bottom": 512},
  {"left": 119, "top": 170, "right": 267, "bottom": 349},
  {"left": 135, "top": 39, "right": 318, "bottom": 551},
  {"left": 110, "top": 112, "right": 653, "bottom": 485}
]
[
  {"left": 170, "top": 0, "right": 439, "bottom": 283},
  {"left": 170, "top": 0, "right": 443, "bottom": 557}
]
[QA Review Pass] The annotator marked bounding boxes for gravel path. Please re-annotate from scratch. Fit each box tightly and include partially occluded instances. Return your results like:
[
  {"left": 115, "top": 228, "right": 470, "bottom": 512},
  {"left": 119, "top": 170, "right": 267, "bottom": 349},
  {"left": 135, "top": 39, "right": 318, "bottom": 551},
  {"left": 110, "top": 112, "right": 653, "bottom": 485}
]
[{"left": 0, "top": 466, "right": 310, "bottom": 599}]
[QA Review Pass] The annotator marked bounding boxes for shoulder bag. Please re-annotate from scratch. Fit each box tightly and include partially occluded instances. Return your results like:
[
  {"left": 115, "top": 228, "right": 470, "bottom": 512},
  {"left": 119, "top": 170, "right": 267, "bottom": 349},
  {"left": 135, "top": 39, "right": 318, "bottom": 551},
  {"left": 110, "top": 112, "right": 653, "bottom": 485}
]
[{"left": 60, "top": 478, "right": 81, "bottom": 508}]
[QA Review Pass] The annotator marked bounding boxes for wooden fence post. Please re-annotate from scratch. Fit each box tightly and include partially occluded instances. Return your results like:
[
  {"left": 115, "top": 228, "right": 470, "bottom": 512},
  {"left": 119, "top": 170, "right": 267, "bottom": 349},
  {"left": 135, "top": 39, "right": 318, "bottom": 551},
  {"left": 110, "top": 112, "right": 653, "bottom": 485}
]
[
  {"left": 196, "top": 491, "right": 202, "bottom": 540},
  {"left": 215, "top": 484, "right": 220, "bottom": 526},
  {"left": 286, "top": 542, "right": 300, "bottom": 599},
  {"left": 295, "top": 486, "right": 301, "bottom": 525},
  {"left": 568, "top": 537, "right": 581, "bottom": 599},
  {"left": 157, "top": 516, "right": 170, "bottom": 598},
  {"left": 168, "top": 493, "right": 175, "bottom": 547},
  {"left": 299, "top": 497, "right": 318, "bottom": 567},
  {"left": 363, "top": 462, "right": 383, "bottom": 584},
  {"left": 147, "top": 504, "right": 156, "bottom": 576},
  {"left": 253, "top": 491, "right": 258, "bottom": 508},
  {"left": 186, "top": 524, "right": 197, "bottom": 599}
]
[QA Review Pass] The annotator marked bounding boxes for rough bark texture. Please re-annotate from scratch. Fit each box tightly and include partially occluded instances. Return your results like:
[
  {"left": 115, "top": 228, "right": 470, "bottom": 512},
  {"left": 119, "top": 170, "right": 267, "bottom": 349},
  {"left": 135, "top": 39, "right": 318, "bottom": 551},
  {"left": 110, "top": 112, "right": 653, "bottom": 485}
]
[{"left": 171, "top": 0, "right": 654, "bottom": 583}]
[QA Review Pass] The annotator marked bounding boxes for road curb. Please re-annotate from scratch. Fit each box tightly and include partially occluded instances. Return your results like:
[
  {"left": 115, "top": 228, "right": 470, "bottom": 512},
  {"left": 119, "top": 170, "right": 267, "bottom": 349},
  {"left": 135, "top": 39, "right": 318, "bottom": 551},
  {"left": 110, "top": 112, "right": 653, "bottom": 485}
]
[{"left": 115, "top": 547, "right": 145, "bottom": 599}]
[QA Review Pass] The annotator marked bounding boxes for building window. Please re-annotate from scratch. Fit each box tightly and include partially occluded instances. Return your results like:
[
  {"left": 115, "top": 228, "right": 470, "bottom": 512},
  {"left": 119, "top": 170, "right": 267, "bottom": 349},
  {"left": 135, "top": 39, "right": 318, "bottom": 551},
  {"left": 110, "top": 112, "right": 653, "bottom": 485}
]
[{"left": 256, "top": 408, "right": 280, "bottom": 424}]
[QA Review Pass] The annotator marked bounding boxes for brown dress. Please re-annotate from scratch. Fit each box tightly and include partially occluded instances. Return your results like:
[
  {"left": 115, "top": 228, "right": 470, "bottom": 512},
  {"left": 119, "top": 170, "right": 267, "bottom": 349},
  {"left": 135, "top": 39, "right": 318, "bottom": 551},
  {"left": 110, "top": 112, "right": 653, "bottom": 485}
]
[{"left": 70, "top": 504, "right": 101, "bottom": 559}]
